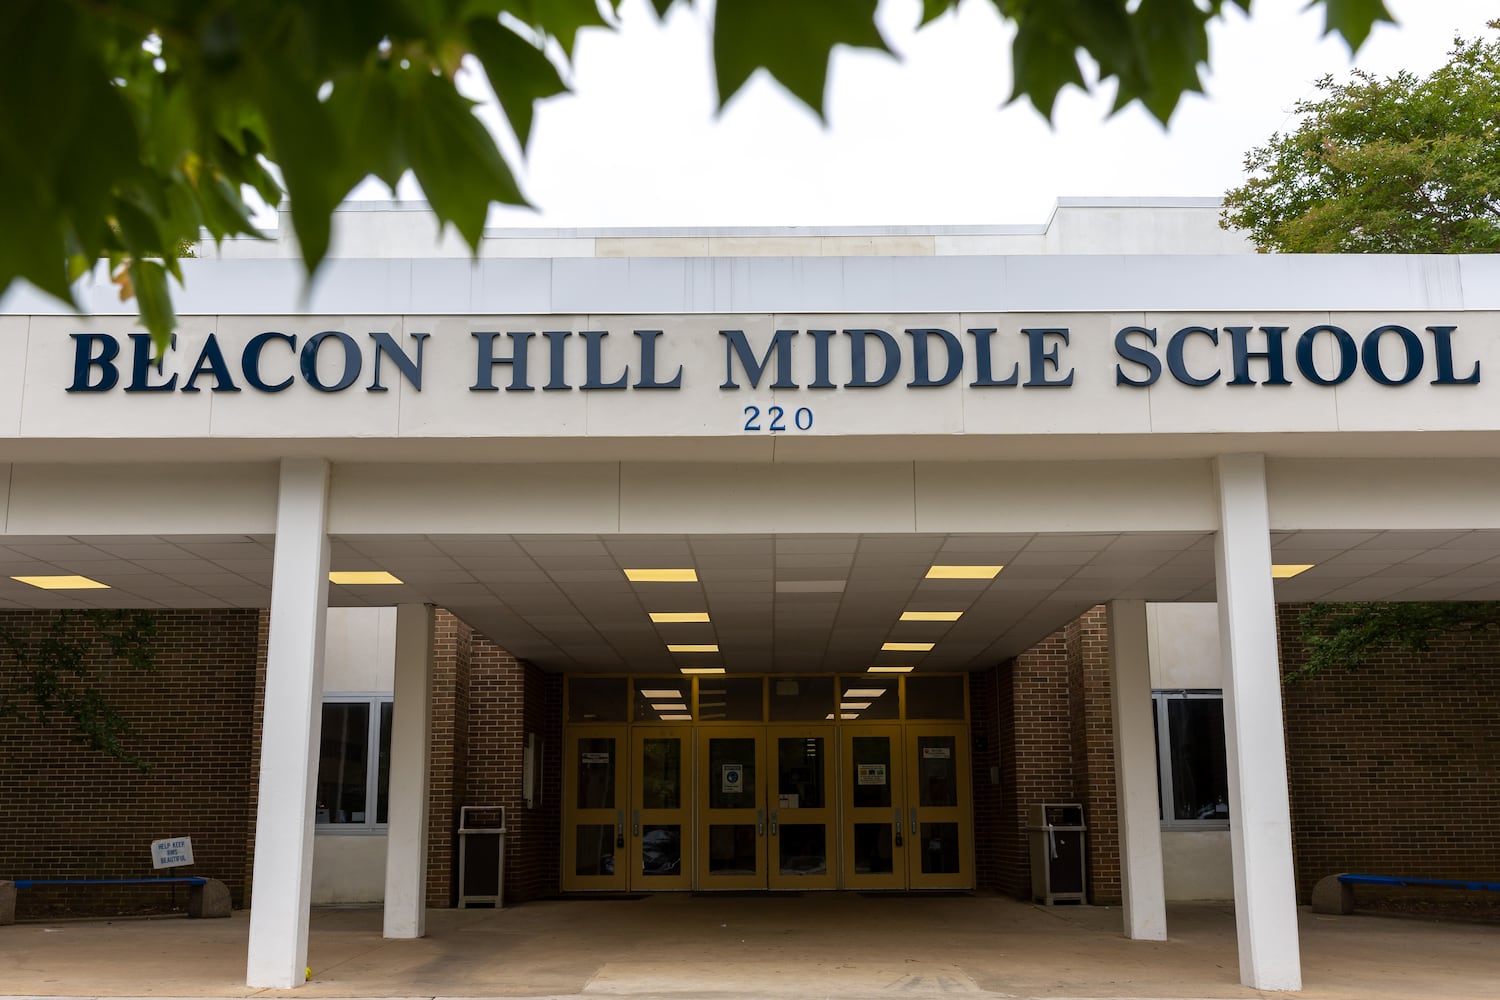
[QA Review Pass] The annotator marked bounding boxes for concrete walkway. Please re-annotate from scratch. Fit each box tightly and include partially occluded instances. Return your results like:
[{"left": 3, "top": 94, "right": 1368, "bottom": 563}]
[{"left": 2, "top": 894, "right": 1496, "bottom": 1000}]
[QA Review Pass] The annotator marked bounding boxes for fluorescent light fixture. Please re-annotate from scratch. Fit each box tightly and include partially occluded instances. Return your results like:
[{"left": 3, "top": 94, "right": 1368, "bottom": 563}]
[
  {"left": 11, "top": 575, "right": 109, "bottom": 590},
  {"left": 840, "top": 713, "right": 861, "bottom": 720},
  {"left": 649, "top": 611, "right": 711, "bottom": 623},
  {"left": 843, "top": 688, "right": 887, "bottom": 698},
  {"left": 668, "top": 643, "right": 719, "bottom": 653},
  {"left": 625, "top": 568, "right": 698, "bottom": 582},
  {"left": 900, "top": 611, "right": 963, "bottom": 622},
  {"left": 840, "top": 702, "right": 873, "bottom": 710},
  {"left": 882, "top": 641, "right": 934, "bottom": 652},
  {"left": 329, "top": 571, "right": 403, "bottom": 585},
  {"left": 925, "top": 565, "right": 1003, "bottom": 580},
  {"left": 825, "top": 713, "right": 836, "bottom": 720},
  {"left": 868, "top": 665, "right": 914, "bottom": 673},
  {"left": 699, "top": 700, "right": 727, "bottom": 708},
  {"left": 660, "top": 713, "right": 694, "bottom": 721},
  {"left": 651, "top": 704, "right": 688, "bottom": 712},
  {"left": 680, "top": 667, "right": 725, "bottom": 675},
  {"left": 1272, "top": 564, "right": 1315, "bottom": 579},
  {"left": 639, "top": 689, "right": 681, "bottom": 700}
]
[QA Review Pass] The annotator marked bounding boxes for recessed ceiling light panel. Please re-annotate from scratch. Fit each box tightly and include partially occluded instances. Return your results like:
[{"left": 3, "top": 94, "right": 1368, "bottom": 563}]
[
  {"left": 329, "top": 571, "right": 403, "bottom": 585},
  {"left": 11, "top": 575, "right": 110, "bottom": 590},
  {"left": 925, "top": 565, "right": 1003, "bottom": 580},
  {"left": 625, "top": 568, "right": 698, "bottom": 582}
]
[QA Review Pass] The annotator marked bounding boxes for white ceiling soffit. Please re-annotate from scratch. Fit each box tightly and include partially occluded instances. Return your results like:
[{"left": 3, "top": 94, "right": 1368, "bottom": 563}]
[{"left": 4, "top": 530, "right": 1500, "bottom": 673}]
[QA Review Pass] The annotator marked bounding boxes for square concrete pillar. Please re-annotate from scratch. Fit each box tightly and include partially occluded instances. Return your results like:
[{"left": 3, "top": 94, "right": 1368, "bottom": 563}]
[
  {"left": 384, "top": 603, "right": 435, "bottom": 938},
  {"left": 246, "top": 458, "right": 332, "bottom": 989},
  {"left": 1213, "top": 453, "right": 1302, "bottom": 991},
  {"left": 1108, "top": 599, "right": 1167, "bottom": 941}
]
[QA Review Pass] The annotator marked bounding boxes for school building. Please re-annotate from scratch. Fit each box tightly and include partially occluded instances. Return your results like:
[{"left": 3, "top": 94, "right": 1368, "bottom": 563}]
[{"left": 0, "top": 199, "right": 1496, "bottom": 993}]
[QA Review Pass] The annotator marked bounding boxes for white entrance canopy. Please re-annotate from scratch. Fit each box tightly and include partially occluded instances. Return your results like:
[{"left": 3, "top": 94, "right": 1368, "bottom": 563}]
[{"left": 6, "top": 221, "right": 1500, "bottom": 992}]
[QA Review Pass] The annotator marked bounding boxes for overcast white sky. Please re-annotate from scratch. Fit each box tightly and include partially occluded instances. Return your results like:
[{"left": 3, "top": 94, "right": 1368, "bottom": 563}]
[{"left": 369, "top": 0, "right": 1498, "bottom": 229}]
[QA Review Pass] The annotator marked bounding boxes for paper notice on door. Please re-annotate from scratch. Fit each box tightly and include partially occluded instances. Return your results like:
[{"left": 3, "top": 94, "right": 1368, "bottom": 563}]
[
  {"left": 581, "top": 752, "right": 610, "bottom": 765},
  {"left": 722, "top": 763, "right": 744, "bottom": 794},
  {"left": 778, "top": 793, "right": 799, "bottom": 809},
  {"left": 857, "top": 764, "right": 887, "bottom": 785},
  {"left": 922, "top": 747, "right": 952, "bottom": 759}
]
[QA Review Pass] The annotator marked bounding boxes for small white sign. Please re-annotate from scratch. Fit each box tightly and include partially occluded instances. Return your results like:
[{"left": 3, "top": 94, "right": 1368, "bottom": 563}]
[
  {"left": 778, "top": 793, "right": 799, "bottom": 809},
  {"left": 858, "top": 764, "right": 887, "bottom": 786},
  {"left": 922, "top": 747, "right": 952, "bottom": 759},
  {"left": 581, "top": 752, "right": 610, "bottom": 765},
  {"left": 151, "top": 837, "right": 194, "bottom": 869},
  {"left": 721, "top": 763, "right": 744, "bottom": 794}
]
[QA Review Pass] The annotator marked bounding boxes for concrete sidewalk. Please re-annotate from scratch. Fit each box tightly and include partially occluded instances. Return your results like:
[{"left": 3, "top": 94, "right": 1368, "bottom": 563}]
[{"left": 1, "top": 894, "right": 1496, "bottom": 1000}]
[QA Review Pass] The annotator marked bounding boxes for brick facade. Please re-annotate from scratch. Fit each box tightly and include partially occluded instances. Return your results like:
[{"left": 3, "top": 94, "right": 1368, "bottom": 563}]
[
  {"left": 8, "top": 600, "right": 1497, "bottom": 918},
  {"left": 0, "top": 610, "right": 261, "bottom": 918},
  {"left": 1278, "top": 605, "right": 1500, "bottom": 905}
]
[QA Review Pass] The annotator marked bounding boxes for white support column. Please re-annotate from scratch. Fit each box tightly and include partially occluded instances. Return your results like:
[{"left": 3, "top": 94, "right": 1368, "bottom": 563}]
[
  {"left": 246, "top": 459, "right": 332, "bottom": 990},
  {"left": 1107, "top": 599, "right": 1167, "bottom": 941},
  {"left": 384, "top": 603, "right": 435, "bottom": 938},
  {"left": 1213, "top": 454, "right": 1302, "bottom": 992}
]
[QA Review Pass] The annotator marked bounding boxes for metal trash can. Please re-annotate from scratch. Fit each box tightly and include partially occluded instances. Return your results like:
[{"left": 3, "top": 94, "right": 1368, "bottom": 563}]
[
  {"left": 1026, "top": 803, "right": 1086, "bottom": 904},
  {"left": 457, "top": 805, "right": 506, "bottom": 908}
]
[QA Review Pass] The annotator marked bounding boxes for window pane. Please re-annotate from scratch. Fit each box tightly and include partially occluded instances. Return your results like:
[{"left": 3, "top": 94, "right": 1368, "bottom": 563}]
[
  {"left": 707, "top": 737, "right": 757, "bottom": 807},
  {"left": 635, "top": 677, "right": 691, "bottom": 722},
  {"left": 916, "top": 735, "right": 957, "bottom": 807},
  {"left": 769, "top": 676, "right": 833, "bottom": 721},
  {"left": 569, "top": 677, "right": 628, "bottom": 722},
  {"left": 641, "top": 738, "right": 682, "bottom": 810},
  {"left": 1167, "top": 698, "right": 1229, "bottom": 821},
  {"left": 699, "top": 677, "right": 763, "bottom": 721},
  {"left": 840, "top": 678, "right": 898, "bottom": 720},
  {"left": 318, "top": 703, "right": 370, "bottom": 824},
  {"left": 905, "top": 675, "right": 965, "bottom": 719},
  {"left": 576, "top": 738, "right": 617, "bottom": 809},
  {"left": 777, "top": 736, "right": 825, "bottom": 809},
  {"left": 376, "top": 701, "right": 393, "bottom": 824}
]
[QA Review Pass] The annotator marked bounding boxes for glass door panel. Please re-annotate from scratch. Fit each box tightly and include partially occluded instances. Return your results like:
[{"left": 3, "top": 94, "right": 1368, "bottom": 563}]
[
  {"left": 630, "top": 728, "right": 692, "bottom": 890},
  {"left": 841, "top": 725, "right": 906, "bottom": 889},
  {"left": 905, "top": 724, "right": 973, "bottom": 889},
  {"left": 769, "top": 726, "right": 836, "bottom": 890},
  {"left": 696, "top": 726, "right": 766, "bottom": 889},
  {"left": 561, "top": 727, "right": 629, "bottom": 891}
]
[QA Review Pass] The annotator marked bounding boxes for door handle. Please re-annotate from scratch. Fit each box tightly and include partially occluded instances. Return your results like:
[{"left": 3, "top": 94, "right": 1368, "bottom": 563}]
[
  {"left": 757, "top": 808, "right": 765, "bottom": 836},
  {"left": 616, "top": 809, "right": 625, "bottom": 849},
  {"left": 632, "top": 809, "right": 640, "bottom": 837},
  {"left": 893, "top": 807, "right": 903, "bottom": 848},
  {"left": 770, "top": 808, "right": 778, "bottom": 836},
  {"left": 910, "top": 807, "right": 919, "bottom": 838}
]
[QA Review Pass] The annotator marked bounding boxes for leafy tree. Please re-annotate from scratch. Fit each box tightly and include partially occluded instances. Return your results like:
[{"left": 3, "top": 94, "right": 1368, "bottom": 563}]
[
  {"left": 0, "top": 611, "right": 158, "bottom": 769},
  {"left": 1, "top": 0, "right": 1391, "bottom": 352},
  {"left": 1222, "top": 22, "right": 1500, "bottom": 252},
  {"left": 1224, "top": 25, "right": 1500, "bottom": 675}
]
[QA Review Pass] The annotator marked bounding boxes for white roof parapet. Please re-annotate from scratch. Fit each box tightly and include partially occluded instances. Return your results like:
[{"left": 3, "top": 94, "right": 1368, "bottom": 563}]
[{"left": 4, "top": 254, "right": 1495, "bottom": 317}]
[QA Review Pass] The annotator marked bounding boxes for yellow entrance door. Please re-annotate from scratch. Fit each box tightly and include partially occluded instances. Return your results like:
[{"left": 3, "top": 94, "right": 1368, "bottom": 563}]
[
  {"left": 768, "top": 726, "right": 837, "bottom": 890},
  {"left": 904, "top": 724, "right": 974, "bottom": 890},
  {"left": 629, "top": 727, "right": 693, "bottom": 891},
  {"left": 840, "top": 724, "right": 907, "bottom": 889},
  {"left": 695, "top": 726, "right": 767, "bottom": 890},
  {"left": 561, "top": 727, "right": 629, "bottom": 892}
]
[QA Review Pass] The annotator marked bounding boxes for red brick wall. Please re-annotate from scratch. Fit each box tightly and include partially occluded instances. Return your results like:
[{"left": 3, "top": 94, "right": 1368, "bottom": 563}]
[
  {"left": 458, "top": 635, "right": 561, "bottom": 904},
  {"left": 0, "top": 610, "right": 260, "bottom": 918},
  {"left": 969, "top": 666, "right": 1003, "bottom": 890},
  {"left": 1278, "top": 606, "right": 1500, "bottom": 903},
  {"left": 1066, "top": 607, "right": 1120, "bottom": 904},
  {"left": 425, "top": 610, "right": 470, "bottom": 907},
  {"left": 992, "top": 628, "right": 1077, "bottom": 899}
]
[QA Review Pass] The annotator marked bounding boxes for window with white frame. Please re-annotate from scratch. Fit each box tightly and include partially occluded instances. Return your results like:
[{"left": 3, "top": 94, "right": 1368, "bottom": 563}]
[
  {"left": 1152, "top": 689, "right": 1229, "bottom": 829},
  {"left": 316, "top": 695, "right": 393, "bottom": 830}
]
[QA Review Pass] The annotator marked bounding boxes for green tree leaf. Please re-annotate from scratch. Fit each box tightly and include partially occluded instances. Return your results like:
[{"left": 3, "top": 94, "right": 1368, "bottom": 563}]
[
  {"left": 1320, "top": 0, "right": 1395, "bottom": 51},
  {"left": 468, "top": 16, "right": 570, "bottom": 151},
  {"left": 713, "top": 0, "right": 890, "bottom": 117}
]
